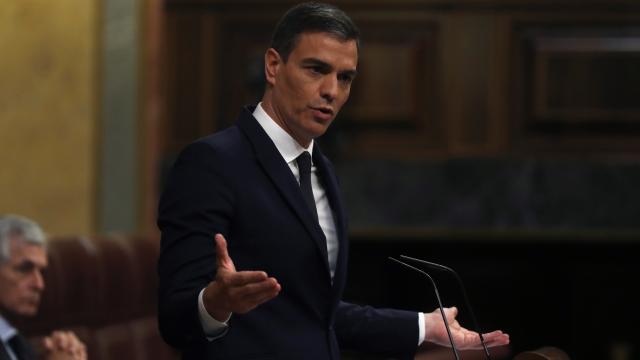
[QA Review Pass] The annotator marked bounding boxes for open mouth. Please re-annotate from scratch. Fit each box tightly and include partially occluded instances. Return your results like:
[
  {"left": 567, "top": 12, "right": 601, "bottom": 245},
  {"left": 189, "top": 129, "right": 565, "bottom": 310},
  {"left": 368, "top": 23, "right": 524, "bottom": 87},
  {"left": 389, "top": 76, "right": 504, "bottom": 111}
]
[{"left": 311, "top": 106, "right": 334, "bottom": 116}]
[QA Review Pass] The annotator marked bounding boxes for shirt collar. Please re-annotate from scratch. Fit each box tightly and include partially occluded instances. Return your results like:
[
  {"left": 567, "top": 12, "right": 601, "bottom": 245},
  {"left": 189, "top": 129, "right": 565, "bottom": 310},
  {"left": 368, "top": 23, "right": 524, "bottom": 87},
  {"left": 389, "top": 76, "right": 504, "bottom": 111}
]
[
  {"left": 0, "top": 315, "right": 17, "bottom": 342},
  {"left": 253, "top": 102, "right": 314, "bottom": 164}
]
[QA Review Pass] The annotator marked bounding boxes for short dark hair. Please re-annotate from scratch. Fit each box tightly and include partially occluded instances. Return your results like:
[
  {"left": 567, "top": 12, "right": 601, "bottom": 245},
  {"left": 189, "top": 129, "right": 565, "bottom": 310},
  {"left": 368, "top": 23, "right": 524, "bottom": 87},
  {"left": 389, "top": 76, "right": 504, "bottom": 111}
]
[{"left": 270, "top": 2, "right": 360, "bottom": 62}]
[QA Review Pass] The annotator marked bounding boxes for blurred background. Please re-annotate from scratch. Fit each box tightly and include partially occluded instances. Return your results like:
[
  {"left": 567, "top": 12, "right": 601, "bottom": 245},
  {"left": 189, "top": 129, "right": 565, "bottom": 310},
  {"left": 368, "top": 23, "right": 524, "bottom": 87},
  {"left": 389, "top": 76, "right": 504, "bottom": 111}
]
[{"left": 2, "top": 0, "right": 640, "bottom": 359}]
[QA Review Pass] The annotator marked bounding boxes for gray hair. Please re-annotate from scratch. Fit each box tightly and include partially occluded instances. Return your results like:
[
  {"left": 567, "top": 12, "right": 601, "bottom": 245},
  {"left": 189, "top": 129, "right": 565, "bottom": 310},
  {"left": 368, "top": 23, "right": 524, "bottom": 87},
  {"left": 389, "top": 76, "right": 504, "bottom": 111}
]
[
  {"left": 270, "top": 2, "right": 360, "bottom": 62},
  {"left": 0, "top": 215, "right": 47, "bottom": 264}
]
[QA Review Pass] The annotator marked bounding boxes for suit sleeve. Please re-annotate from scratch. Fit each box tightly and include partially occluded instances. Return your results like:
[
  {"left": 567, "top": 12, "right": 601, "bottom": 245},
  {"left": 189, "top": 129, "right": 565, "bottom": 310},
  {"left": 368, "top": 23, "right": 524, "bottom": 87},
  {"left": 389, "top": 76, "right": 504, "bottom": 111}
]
[
  {"left": 157, "top": 141, "right": 234, "bottom": 349},
  {"left": 335, "top": 300, "right": 420, "bottom": 359}
]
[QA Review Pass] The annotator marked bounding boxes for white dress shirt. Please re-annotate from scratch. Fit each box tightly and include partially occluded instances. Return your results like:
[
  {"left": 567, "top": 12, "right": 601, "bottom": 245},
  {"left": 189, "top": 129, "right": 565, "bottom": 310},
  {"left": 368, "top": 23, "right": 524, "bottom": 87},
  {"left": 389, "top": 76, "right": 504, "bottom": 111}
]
[{"left": 0, "top": 315, "right": 19, "bottom": 360}]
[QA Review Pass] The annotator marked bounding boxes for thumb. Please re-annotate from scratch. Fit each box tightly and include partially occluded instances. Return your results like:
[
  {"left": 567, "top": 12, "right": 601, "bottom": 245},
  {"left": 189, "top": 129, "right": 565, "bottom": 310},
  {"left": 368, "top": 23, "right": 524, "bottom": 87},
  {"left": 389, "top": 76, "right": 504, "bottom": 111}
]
[
  {"left": 215, "top": 233, "right": 235, "bottom": 271},
  {"left": 444, "top": 306, "right": 458, "bottom": 321}
]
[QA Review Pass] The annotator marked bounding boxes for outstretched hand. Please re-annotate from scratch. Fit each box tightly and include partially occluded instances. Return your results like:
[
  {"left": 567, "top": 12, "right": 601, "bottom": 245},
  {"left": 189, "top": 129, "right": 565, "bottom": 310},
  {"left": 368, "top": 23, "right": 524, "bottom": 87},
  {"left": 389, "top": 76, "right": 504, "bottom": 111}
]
[
  {"left": 424, "top": 307, "right": 509, "bottom": 350},
  {"left": 202, "top": 234, "right": 281, "bottom": 321}
]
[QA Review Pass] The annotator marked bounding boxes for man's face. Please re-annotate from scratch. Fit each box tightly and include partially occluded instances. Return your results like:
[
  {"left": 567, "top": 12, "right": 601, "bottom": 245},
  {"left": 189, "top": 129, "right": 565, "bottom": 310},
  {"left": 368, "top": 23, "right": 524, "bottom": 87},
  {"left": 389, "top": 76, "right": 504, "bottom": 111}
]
[
  {"left": 0, "top": 238, "right": 47, "bottom": 317},
  {"left": 264, "top": 32, "right": 358, "bottom": 147}
]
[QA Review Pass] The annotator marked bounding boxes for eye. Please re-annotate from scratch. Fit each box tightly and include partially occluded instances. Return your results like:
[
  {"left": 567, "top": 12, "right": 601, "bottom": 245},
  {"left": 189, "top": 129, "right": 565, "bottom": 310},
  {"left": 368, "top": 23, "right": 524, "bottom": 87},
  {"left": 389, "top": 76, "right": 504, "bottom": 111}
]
[
  {"left": 14, "top": 261, "right": 35, "bottom": 274},
  {"left": 338, "top": 73, "right": 354, "bottom": 84},
  {"left": 307, "top": 66, "right": 323, "bottom": 75}
]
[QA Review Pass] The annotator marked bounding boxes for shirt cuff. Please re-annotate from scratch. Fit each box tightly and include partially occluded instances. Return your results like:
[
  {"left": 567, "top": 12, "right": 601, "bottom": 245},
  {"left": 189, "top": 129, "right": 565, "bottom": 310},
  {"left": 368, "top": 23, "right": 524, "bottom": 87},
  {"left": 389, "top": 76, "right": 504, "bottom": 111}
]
[
  {"left": 198, "top": 288, "right": 231, "bottom": 340},
  {"left": 418, "top": 312, "right": 426, "bottom": 345}
]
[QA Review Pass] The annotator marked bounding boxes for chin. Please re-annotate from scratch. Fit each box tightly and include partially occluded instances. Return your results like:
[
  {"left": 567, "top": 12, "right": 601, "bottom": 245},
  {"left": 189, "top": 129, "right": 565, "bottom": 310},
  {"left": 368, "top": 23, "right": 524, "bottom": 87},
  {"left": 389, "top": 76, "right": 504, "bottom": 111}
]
[
  {"left": 17, "top": 304, "right": 39, "bottom": 317},
  {"left": 309, "top": 124, "right": 330, "bottom": 137}
]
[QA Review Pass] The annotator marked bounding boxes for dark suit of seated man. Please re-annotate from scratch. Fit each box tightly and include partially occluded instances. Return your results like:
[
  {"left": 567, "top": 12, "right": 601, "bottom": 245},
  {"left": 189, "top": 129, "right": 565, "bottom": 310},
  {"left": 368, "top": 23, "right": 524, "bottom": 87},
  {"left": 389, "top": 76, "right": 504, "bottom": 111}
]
[
  {"left": 0, "top": 215, "right": 86, "bottom": 360},
  {"left": 157, "top": 2, "right": 509, "bottom": 359}
]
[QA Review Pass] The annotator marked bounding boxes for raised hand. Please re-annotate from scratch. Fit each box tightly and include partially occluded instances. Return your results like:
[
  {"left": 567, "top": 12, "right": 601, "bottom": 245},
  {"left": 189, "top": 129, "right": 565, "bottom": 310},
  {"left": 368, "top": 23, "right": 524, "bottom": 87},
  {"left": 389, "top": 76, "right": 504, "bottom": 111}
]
[
  {"left": 424, "top": 307, "right": 509, "bottom": 349},
  {"left": 202, "top": 234, "right": 281, "bottom": 321}
]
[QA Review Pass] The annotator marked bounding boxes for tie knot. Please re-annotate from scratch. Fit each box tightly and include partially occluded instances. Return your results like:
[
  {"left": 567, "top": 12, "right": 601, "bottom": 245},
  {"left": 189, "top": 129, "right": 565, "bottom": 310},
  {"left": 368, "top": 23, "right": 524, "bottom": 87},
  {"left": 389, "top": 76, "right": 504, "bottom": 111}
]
[{"left": 296, "top": 151, "right": 312, "bottom": 176}]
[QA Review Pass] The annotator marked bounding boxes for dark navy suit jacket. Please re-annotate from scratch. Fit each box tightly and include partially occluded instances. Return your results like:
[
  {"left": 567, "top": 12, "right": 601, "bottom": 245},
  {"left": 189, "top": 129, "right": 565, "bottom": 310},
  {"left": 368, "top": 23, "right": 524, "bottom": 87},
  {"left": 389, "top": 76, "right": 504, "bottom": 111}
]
[{"left": 157, "top": 107, "right": 419, "bottom": 359}]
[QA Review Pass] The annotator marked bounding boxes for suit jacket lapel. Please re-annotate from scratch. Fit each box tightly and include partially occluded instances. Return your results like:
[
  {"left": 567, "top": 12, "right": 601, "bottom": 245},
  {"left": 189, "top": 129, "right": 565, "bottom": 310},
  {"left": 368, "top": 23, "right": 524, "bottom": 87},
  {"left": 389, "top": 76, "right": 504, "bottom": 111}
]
[
  {"left": 236, "top": 108, "right": 331, "bottom": 278},
  {"left": 0, "top": 342, "right": 11, "bottom": 360}
]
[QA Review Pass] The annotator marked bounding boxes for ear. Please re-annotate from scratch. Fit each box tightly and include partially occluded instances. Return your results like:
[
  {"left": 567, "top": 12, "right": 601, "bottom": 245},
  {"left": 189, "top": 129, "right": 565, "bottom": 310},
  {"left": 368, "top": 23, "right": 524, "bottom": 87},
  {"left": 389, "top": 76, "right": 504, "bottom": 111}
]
[{"left": 264, "top": 48, "right": 282, "bottom": 86}]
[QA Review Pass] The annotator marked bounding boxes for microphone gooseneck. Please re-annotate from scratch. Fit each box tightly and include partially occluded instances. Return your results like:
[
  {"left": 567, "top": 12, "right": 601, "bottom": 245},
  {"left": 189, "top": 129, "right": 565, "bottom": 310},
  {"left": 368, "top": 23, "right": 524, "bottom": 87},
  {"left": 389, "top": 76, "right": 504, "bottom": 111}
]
[
  {"left": 400, "top": 255, "right": 492, "bottom": 360},
  {"left": 388, "top": 257, "right": 461, "bottom": 360}
]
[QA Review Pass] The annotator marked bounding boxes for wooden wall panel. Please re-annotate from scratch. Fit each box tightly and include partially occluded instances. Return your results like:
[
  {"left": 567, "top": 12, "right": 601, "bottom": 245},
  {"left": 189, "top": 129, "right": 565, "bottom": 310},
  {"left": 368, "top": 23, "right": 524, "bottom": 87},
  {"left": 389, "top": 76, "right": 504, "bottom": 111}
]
[
  {"left": 216, "top": 15, "right": 279, "bottom": 128},
  {"left": 511, "top": 19, "right": 640, "bottom": 153},
  {"left": 163, "top": 12, "right": 218, "bottom": 155},
  {"left": 533, "top": 36, "right": 640, "bottom": 122},
  {"left": 442, "top": 15, "right": 505, "bottom": 156},
  {"left": 159, "top": 1, "right": 640, "bottom": 161},
  {"left": 340, "top": 19, "right": 442, "bottom": 158}
]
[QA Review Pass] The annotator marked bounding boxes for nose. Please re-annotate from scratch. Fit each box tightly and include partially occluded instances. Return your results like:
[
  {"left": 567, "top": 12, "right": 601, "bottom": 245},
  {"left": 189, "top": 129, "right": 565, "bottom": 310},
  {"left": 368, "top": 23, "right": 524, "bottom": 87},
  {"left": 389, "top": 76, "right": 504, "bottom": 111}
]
[
  {"left": 319, "top": 75, "right": 338, "bottom": 103},
  {"left": 32, "top": 270, "right": 45, "bottom": 291}
]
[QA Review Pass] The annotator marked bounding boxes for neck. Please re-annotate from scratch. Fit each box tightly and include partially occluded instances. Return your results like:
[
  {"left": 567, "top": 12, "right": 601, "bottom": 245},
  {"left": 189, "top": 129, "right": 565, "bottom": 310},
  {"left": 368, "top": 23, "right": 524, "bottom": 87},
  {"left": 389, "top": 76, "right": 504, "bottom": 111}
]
[{"left": 260, "top": 95, "right": 311, "bottom": 148}]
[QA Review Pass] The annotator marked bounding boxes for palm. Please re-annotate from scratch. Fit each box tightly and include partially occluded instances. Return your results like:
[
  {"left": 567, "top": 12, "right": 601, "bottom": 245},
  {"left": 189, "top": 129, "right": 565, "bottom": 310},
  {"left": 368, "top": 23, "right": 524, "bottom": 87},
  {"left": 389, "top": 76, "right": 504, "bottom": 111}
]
[
  {"left": 203, "top": 234, "right": 281, "bottom": 319},
  {"left": 426, "top": 307, "right": 509, "bottom": 350}
]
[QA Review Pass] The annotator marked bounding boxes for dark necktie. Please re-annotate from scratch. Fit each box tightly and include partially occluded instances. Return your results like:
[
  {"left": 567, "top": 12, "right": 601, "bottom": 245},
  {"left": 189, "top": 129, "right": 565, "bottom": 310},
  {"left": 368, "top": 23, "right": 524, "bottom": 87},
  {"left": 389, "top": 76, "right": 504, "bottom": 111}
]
[
  {"left": 296, "top": 151, "right": 319, "bottom": 223},
  {"left": 8, "top": 334, "right": 34, "bottom": 360}
]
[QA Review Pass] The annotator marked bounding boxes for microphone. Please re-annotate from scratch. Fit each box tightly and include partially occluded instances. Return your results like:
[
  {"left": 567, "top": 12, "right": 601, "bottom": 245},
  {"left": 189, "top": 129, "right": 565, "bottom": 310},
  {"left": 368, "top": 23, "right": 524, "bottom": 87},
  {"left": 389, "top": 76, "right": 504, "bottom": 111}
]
[
  {"left": 400, "top": 255, "right": 492, "bottom": 360},
  {"left": 388, "top": 257, "right": 461, "bottom": 360}
]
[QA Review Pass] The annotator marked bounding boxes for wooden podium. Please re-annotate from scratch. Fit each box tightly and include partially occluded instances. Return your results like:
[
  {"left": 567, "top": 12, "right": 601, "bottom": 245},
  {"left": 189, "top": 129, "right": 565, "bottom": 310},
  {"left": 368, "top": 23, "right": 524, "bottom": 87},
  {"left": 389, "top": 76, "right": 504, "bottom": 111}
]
[{"left": 513, "top": 347, "right": 570, "bottom": 360}]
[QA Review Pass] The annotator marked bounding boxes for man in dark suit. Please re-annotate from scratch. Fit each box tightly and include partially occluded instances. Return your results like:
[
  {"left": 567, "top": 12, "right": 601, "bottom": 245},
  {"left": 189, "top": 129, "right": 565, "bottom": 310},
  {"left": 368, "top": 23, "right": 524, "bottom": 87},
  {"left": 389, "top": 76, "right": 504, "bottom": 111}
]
[
  {"left": 0, "top": 215, "right": 86, "bottom": 360},
  {"left": 157, "top": 2, "right": 509, "bottom": 359}
]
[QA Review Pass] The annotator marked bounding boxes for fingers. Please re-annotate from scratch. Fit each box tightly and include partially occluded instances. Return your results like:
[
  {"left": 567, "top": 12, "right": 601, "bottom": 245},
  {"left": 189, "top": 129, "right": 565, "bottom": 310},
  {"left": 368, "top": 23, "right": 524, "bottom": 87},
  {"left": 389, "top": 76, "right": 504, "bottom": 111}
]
[
  {"left": 223, "top": 270, "right": 268, "bottom": 287},
  {"left": 50, "top": 331, "right": 70, "bottom": 350},
  {"left": 425, "top": 307, "right": 510, "bottom": 350},
  {"left": 43, "top": 336, "right": 54, "bottom": 351},
  {"left": 227, "top": 277, "right": 281, "bottom": 313},
  {"left": 480, "top": 330, "right": 510, "bottom": 347},
  {"left": 218, "top": 272, "right": 281, "bottom": 313},
  {"left": 205, "top": 240, "right": 282, "bottom": 321},
  {"left": 43, "top": 331, "right": 87, "bottom": 360},
  {"left": 456, "top": 329, "right": 510, "bottom": 349},
  {"left": 226, "top": 274, "right": 277, "bottom": 294},
  {"left": 203, "top": 273, "right": 280, "bottom": 320},
  {"left": 206, "top": 233, "right": 282, "bottom": 320}
]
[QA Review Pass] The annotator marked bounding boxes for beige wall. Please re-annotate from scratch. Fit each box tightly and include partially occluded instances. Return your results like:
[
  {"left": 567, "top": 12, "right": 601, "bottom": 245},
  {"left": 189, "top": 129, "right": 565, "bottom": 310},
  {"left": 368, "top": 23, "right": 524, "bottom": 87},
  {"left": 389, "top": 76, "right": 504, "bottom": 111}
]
[{"left": 0, "top": 1, "right": 99, "bottom": 236}]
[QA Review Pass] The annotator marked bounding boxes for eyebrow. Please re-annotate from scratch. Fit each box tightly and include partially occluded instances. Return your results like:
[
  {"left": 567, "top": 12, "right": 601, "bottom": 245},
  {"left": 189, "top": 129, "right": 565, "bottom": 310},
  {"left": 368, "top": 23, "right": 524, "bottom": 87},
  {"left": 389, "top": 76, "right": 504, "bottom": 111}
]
[
  {"left": 14, "top": 259, "right": 47, "bottom": 270},
  {"left": 301, "top": 57, "right": 358, "bottom": 78}
]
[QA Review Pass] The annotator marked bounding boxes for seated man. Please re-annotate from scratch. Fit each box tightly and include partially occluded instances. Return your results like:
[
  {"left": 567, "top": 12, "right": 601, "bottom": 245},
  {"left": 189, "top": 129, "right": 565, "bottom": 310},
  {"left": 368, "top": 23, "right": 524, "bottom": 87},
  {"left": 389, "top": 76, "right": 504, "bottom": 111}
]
[{"left": 0, "top": 215, "right": 86, "bottom": 360}]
